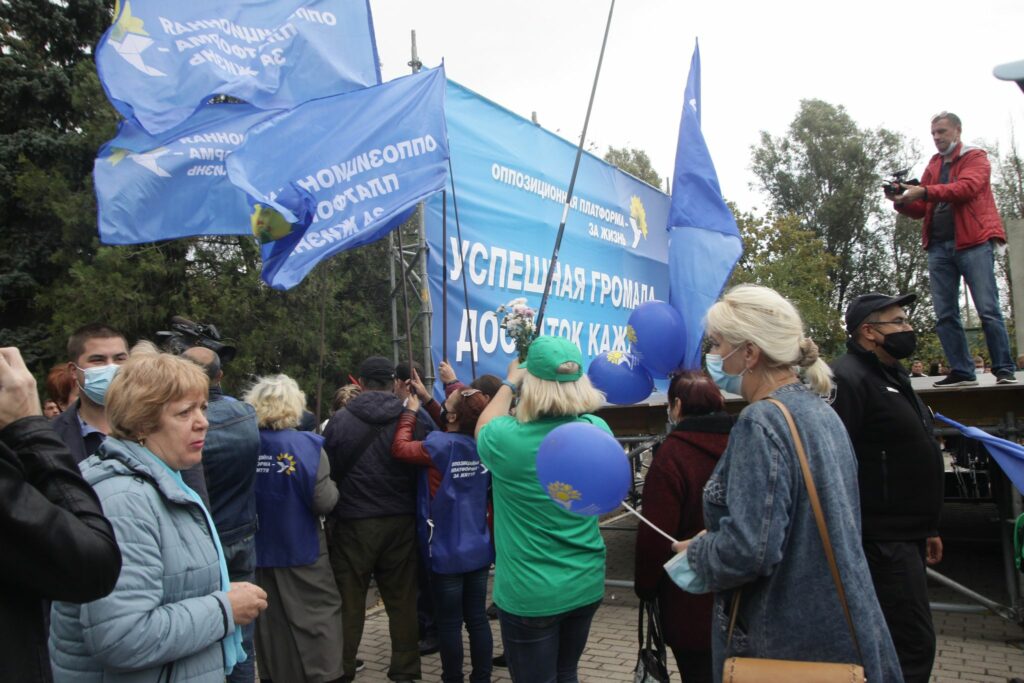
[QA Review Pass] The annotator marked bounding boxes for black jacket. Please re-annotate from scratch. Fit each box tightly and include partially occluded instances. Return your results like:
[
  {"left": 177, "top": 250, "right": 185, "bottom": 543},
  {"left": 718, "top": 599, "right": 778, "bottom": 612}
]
[
  {"left": 51, "top": 399, "right": 212, "bottom": 508},
  {"left": 0, "top": 417, "right": 122, "bottom": 682},
  {"left": 323, "top": 390, "right": 428, "bottom": 519},
  {"left": 830, "top": 341, "right": 944, "bottom": 540}
]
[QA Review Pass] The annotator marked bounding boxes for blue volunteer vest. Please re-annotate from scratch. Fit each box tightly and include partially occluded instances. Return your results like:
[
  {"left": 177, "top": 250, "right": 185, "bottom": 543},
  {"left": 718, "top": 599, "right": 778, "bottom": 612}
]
[
  {"left": 254, "top": 429, "right": 322, "bottom": 568},
  {"left": 420, "top": 431, "right": 494, "bottom": 574}
]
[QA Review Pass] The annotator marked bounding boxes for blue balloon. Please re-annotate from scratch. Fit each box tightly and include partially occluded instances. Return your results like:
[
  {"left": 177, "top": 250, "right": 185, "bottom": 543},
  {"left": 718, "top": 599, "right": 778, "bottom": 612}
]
[
  {"left": 627, "top": 300, "right": 687, "bottom": 378},
  {"left": 536, "top": 422, "right": 631, "bottom": 516},
  {"left": 587, "top": 351, "right": 654, "bottom": 405}
]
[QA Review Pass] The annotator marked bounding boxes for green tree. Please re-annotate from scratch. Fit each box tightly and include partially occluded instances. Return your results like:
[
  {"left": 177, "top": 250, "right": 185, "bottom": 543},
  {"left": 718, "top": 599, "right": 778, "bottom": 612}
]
[
  {"left": 603, "top": 146, "right": 663, "bottom": 189},
  {"left": 750, "top": 100, "right": 911, "bottom": 313},
  {"left": 727, "top": 209, "right": 844, "bottom": 355}
]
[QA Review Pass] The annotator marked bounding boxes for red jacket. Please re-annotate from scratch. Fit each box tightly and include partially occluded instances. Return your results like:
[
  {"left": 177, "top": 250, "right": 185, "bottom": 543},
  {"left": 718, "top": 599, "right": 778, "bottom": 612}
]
[
  {"left": 633, "top": 413, "right": 732, "bottom": 652},
  {"left": 895, "top": 143, "right": 1004, "bottom": 251}
]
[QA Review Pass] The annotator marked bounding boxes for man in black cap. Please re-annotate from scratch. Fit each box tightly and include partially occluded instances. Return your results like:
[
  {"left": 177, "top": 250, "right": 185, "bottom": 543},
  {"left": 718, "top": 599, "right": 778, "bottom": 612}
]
[
  {"left": 829, "top": 292, "right": 944, "bottom": 683},
  {"left": 323, "top": 355, "right": 427, "bottom": 682}
]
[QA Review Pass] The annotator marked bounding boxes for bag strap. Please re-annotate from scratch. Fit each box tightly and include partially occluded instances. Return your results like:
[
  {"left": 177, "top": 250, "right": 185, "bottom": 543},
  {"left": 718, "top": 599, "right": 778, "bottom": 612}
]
[{"left": 726, "top": 399, "right": 863, "bottom": 665}]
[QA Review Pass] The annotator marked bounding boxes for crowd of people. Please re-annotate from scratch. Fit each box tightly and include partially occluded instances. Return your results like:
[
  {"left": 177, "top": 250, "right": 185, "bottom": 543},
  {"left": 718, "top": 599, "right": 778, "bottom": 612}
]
[{"left": 1, "top": 109, "right": 1018, "bottom": 683}]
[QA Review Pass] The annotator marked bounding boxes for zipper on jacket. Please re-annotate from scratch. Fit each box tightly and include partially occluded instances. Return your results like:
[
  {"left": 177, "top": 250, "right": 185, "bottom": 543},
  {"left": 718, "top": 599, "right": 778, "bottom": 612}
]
[{"left": 881, "top": 450, "right": 889, "bottom": 502}]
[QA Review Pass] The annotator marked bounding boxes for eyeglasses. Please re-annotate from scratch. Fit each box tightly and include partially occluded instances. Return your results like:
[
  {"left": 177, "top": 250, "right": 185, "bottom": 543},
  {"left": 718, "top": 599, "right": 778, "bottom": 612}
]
[{"left": 867, "top": 318, "right": 910, "bottom": 327}]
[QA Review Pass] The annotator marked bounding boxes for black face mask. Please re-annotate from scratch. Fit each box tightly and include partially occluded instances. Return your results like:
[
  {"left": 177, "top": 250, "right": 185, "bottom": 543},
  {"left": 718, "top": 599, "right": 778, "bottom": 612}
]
[
  {"left": 881, "top": 330, "right": 917, "bottom": 360},
  {"left": 439, "top": 407, "right": 449, "bottom": 424}
]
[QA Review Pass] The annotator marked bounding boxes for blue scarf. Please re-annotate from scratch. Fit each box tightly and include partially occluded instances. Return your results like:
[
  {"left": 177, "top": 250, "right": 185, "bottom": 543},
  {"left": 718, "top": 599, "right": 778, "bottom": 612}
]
[{"left": 142, "top": 447, "right": 246, "bottom": 675}]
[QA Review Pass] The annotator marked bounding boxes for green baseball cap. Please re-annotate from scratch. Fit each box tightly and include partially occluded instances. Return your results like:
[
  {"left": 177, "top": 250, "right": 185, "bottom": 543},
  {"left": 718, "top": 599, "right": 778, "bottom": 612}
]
[{"left": 521, "top": 336, "right": 584, "bottom": 382}]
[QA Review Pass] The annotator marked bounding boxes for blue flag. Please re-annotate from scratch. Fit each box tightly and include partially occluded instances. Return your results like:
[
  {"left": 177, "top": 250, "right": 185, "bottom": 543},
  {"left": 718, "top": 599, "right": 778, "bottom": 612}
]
[
  {"left": 667, "top": 40, "right": 743, "bottom": 369},
  {"left": 96, "top": 0, "right": 381, "bottom": 135},
  {"left": 226, "top": 65, "right": 449, "bottom": 290},
  {"left": 95, "top": 102, "right": 281, "bottom": 245},
  {"left": 935, "top": 413, "right": 1024, "bottom": 496}
]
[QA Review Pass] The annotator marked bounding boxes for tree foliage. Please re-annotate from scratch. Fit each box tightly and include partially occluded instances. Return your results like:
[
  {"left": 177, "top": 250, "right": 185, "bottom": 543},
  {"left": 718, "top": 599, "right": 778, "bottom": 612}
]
[
  {"left": 603, "top": 146, "right": 663, "bottom": 189},
  {"left": 750, "top": 100, "right": 914, "bottom": 312}
]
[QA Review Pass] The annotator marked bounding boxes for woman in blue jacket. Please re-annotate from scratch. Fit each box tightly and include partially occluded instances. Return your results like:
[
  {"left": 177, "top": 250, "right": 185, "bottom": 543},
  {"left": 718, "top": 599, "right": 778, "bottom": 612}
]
[
  {"left": 49, "top": 344, "right": 267, "bottom": 682},
  {"left": 393, "top": 385, "right": 494, "bottom": 683}
]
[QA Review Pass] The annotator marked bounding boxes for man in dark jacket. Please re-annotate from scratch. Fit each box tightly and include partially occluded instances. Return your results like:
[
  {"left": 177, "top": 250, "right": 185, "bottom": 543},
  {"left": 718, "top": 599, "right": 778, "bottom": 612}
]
[
  {"left": 183, "top": 345, "right": 260, "bottom": 683},
  {"left": 323, "top": 355, "right": 427, "bottom": 682},
  {"left": 0, "top": 346, "right": 122, "bottom": 682},
  {"left": 890, "top": 112, "right": 1016, "bottom": 387},
  {"left": 52, "top": 323, "right": 211, "bottom": 505},
  {"left": 830, "top": 292, "right": 944, "bottom": 683}
]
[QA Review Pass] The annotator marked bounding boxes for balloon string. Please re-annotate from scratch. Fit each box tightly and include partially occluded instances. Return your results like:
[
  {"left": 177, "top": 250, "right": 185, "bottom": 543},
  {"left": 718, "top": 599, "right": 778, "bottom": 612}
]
[{"left": 621, "top": 501, "right": 678, "bottom": 544}]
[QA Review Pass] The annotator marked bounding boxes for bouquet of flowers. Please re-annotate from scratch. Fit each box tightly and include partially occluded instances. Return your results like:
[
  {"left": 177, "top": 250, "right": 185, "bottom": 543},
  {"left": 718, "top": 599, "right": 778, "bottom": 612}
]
[{"left": 497, "top": 297, "right": 537, "bottom": 362}]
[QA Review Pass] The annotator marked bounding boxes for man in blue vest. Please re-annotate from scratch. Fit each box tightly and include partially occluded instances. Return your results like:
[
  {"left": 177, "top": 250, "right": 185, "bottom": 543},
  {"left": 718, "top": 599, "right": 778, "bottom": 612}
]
[
  {"left": 183, "top": 346, "right": 260, "bottom": 683},
  {"left": 324, "top": 355, "right": 429, "bottom": 682}
]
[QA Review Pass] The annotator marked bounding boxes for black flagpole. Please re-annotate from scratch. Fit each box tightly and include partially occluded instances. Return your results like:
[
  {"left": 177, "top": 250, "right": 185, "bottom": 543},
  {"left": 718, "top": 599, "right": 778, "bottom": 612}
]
[
  {"left": 442, "top": 190, "right": 448, "bottom": 362},
  {"left": 534, "top": 0, "right": 616, "bottom": 334},
  {"left": 448, "top": 157, "right": 477, "bottom": 380}
]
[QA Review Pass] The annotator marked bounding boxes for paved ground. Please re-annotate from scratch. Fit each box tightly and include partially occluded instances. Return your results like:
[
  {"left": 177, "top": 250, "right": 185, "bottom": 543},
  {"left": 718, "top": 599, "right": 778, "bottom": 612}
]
[{"left": 348, "top": 503, "right": 1024, "bottom": 682}]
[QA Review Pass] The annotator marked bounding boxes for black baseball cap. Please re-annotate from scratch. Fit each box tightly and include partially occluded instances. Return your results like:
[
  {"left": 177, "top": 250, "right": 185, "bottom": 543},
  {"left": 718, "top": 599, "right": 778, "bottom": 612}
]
[
  {"left": 845, "top": 292, "right": 917, "bottom": 335},
  {"left": 358, "top": 356, "right": 395, "bottom": 382}
]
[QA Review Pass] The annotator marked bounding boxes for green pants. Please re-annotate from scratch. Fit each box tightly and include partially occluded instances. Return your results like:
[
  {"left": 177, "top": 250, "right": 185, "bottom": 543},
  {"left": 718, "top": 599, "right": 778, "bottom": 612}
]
[{"left": 329, "top": 515, "right": 421, "bottom": 680}]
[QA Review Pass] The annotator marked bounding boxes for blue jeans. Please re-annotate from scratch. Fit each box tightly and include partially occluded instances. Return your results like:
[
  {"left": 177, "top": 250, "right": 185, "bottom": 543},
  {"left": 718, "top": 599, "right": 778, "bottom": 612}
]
[
  {"left": 432, "top": 567, "right": 493, "bottom": 683},
  {"left": 927, "top": 239, "right": 1014, "bottom": 376},
  {"left": 498, "top": 600, "right": 600, "bottom": 683},
  {"left": 223, "top": 535, "right": 256, "bottom": 683}
]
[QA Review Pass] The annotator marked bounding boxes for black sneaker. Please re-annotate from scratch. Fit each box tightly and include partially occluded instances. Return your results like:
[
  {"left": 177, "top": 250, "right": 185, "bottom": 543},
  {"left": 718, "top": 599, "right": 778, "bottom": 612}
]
[
  {"left": 933, "top": 372, "right": 978, "bottom": 388},
  {"left": 492, "top": 654, "right": 507, "bottom": 668},
  {"left": 997, "top": 371, "right": 1019, "bottom": 384},
  {"left": 418, "top": 637, "right": 439, "bottom": 656},
  {"left": 356, "top": 659, "right": 366, "bottom": 672}
]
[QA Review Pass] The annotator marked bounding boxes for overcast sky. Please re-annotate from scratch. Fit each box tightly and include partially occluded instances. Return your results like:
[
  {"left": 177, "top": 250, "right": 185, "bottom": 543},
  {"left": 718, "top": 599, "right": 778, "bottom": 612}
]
[{"left": 371, "top": 0, "right": 1024, "bottom": 214}]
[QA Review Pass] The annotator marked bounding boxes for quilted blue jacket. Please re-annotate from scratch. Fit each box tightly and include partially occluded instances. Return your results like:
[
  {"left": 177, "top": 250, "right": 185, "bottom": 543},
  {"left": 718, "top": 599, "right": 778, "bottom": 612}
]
[{"left": 49, "top": 437, "right": 234, "bottom": 682}]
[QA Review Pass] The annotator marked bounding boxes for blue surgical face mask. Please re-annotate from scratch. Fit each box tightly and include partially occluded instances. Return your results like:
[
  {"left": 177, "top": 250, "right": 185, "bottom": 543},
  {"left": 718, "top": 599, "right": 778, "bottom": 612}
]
[
  {"left": 664, "top": 551, "right": 709, "bottom": 594},
  {"left": 75, "top": 363, "right": 120, "bottom": 406},
  {"left": 705, "top": 345, "right": 745, "bottom": 395}
]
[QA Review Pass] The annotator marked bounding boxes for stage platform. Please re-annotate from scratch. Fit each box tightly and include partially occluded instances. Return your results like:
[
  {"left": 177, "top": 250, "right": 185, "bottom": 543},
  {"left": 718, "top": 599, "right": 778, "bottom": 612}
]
[{"left": 596, "top": 370, "right": 1024, "bottom": 436}]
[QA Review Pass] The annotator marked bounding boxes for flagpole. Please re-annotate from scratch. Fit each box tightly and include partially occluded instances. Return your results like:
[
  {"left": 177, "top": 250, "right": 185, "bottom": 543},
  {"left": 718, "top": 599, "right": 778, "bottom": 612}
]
[
  {"left": 442, "top": 190, "right": 449, "bottom": 361},
  {"left": 396, "top": 222, "right": 416, "bottom": 366},
  {"left": 448, "top": 157, "right": 477, "bottom": 380},
  {"left": 534, "top": 0, "right": 616, "bottom": 334}
]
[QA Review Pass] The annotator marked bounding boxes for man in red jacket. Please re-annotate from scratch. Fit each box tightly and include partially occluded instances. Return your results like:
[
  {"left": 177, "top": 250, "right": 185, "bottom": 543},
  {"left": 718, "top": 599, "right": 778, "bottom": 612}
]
[{"left": 890, "top": 112, "right": 1016, "bottom": 387}]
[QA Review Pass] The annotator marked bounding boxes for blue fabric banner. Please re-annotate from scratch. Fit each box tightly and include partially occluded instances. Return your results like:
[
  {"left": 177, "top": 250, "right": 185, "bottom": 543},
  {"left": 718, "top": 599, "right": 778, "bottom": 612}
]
[
  {"left": 935, "top": 413, "right": 1024, "bottom": 495},
  {"left": 226, "top": 66, "right": 449, "bottom": 290},
  {"left": 94, "top": 102, "right": 280, "bottom": 245},
  {"left": 424, "top": 81, "right": 671, "bottom": 392},
  {"left": 96, "top": 0, "right": 381, "bottom": 135},
  {"left": 667, "top": 40, "right": 743, "bottom": 369}
]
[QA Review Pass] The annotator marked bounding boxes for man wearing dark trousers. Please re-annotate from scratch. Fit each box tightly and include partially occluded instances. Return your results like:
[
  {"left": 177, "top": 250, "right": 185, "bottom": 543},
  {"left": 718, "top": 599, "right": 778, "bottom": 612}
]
[
  {"left": 830, "top": 292, "right": 944, "bottom": 683},
  {"left": 324, "top": 356, "right": 427, "bottom": 682},
  {"left": 0, "top": 346, "right": 122, "bottom": 681}
]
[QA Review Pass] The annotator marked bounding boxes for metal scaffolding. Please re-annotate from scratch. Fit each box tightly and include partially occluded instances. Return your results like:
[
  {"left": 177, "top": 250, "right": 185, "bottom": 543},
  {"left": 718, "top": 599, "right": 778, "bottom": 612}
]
[{"left": 387, "top": 31, "right": 434, "bottom": 386}]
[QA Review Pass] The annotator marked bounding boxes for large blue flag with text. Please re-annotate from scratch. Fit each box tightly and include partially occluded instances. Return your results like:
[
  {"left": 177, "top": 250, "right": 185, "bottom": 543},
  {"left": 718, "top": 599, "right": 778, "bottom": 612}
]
[
  {"left": 96, "top": 0, "right": 381, "bottom": 135},
  {"left": 667, "top": 40, "right": 743, "bottom": 369},
  {"left": 424, "top": 81, "right": 671, "bottom": 392},
  {"left": 226, "top": 65, "right": 449, "bottom": 290},
  {"left": 94, "top": 102, "right": 280, "bottom": 244}
]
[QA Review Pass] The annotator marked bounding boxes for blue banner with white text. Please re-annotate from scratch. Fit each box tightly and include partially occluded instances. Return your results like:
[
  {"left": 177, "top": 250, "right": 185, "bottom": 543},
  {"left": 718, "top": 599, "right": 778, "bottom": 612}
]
[
  {"left": 226, "top": 66, "right": 449, "bottom": 290},
  {"left": 95, "top": 102, "right": 280, "bottom": 245},
  {"left": 425, "top": 81, "right": 671, "bottom": 392},
  {"left": 96, "top": 0, "right": 381, "bottom": 135}
]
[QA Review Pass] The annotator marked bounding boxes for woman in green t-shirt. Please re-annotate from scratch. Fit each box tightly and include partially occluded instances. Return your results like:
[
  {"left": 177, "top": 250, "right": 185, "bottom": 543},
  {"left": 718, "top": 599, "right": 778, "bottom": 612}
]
[{"left": 475, "top": 336, "right": 611, "bottom": 683}]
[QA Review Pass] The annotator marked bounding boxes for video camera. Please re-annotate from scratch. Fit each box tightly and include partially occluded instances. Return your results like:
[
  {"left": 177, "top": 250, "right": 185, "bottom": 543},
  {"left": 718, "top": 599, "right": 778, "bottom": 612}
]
[
  {"left": 155, "top": 316, "right": 237, "bottom": 363},
  {"left": 882, "top": 168, "right": 920, "bottom": 197}
]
